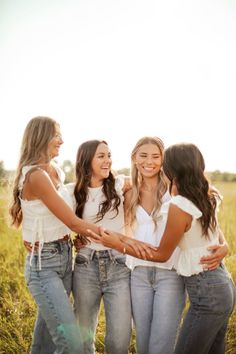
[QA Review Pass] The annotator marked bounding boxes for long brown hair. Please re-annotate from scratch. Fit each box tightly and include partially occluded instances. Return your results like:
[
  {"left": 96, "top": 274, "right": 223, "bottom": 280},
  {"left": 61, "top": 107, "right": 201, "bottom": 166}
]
[
  {"left": 163, "top": 143, "right": 219, "bottom": 237},
  {"left": 74, "top": 140, "right": 121, "bottom": 222},
  {"left": 126, "top": 136, "right": 168, "bottom": 227},
  {"left": 9, "top": 116, "right": 58, "bottom": 227}
]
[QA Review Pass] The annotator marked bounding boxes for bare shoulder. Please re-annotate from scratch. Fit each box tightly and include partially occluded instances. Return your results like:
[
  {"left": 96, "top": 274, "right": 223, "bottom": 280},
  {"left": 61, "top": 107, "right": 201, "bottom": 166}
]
[
  {"left": 27, "top": 168, "right": 51, "bottom": 189},
  {"left": 28, "top": 167, "right": 47, "bottom": 180},
  {"left": 168, "top": 203, "right": 192, "bottom": 230}
]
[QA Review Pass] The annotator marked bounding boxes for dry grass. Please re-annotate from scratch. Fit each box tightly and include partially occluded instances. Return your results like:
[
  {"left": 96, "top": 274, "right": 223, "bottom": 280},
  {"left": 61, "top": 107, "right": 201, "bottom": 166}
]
[{"left": 0, "top": 183, "right": 235, "bottom": 353}]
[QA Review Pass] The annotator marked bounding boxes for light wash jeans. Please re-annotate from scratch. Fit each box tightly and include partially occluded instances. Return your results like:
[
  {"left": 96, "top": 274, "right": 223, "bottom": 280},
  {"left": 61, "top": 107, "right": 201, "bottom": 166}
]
[
  {"left": 174, "top": 264, "right": 236, "bottom": 354},
  {"left": 25, "top": 239, "right": 84, "bottom": 354},
  {"left": 131, "top": 266, "right": 186, "bottom": 354},
  {"left": 73, "top": 248, "right": 132, "bottom": 354}
]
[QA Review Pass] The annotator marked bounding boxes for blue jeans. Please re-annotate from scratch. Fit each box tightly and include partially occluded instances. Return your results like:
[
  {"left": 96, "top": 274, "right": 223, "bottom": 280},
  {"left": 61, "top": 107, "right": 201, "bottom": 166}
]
[
  {"left": 25, "top": 239, "right": 84, "bottom": 354},
  {"left": 73, "top": 248, "right": 132, "bottom": 354},
  {"left": 131, "top": 266, "right": 186, "bottom": 354},
  {"left": 174, "top": 264, "right": 236, "bottom": 354}
]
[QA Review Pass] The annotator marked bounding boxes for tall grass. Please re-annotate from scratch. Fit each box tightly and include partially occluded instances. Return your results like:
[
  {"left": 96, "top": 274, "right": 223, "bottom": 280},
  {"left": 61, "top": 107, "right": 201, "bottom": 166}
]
[{"left": 0, "top": 183, "right": 235, "bottom": 354}]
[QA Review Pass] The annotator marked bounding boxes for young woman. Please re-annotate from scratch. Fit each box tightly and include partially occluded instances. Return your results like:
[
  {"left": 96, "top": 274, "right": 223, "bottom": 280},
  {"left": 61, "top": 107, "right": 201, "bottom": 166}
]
[
  {"left": 9, "top": 117, "right": 149, "bottom": 354},
  {"left": 89, "top": 142, "right": 235, "bottom": 354},
  {"left": 124, "top": 137, "right": 185, "bottom": 354},
  {"left": 70, "top": 140, "right": 132, "bottom": 354}
]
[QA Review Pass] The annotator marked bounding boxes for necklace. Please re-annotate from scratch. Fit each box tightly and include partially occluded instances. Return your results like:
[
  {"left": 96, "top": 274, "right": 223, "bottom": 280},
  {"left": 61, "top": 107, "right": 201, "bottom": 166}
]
[{"left": 89, "top": 186, "right": 102, "bottom": 202}]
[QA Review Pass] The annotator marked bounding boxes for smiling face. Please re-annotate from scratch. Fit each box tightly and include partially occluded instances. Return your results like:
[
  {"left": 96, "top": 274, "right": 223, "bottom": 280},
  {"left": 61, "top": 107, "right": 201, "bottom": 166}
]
[
  {"left": 90, "top": 142, "right": 112, "bottom": 185},
  {"left": 133, "top": 143, "right": 162, "bottom": 178},
  {"left": 47, "top": 124, "right": 64, "bottom": 158}
]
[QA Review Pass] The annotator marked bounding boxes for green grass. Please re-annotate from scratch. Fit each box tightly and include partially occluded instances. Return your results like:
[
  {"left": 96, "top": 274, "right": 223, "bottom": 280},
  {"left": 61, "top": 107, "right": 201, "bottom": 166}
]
[{"left": 0, "top": 183, "right": 236, "bottom": 353}]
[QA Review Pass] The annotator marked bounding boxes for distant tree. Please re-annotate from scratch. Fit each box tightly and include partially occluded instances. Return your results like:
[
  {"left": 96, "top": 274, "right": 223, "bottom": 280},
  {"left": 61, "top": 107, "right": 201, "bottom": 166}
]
[
  {"left": 61, "top": 160, "right": 75, "bottom": 183},
  {"left": 210, "top": 170, "right": 236, "bottom": 183},
  {"left": 0, "top": 161, "right": 6, "bottom": 179},
  {"left": 116, "top": 168, "right": 130, "bottom": 176}
]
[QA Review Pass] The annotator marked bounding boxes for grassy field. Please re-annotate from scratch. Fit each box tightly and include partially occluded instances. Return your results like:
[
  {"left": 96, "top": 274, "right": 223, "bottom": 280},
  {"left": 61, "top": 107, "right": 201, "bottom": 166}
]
[{"left": 0, "top": 182, "right": 235, "bottom": 354}]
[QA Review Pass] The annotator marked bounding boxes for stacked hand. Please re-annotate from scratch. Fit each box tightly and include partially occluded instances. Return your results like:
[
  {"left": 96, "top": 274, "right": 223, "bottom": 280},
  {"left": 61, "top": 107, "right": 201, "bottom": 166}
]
[
  {"left": 200, "top": 243, "right": 228, "bottom": 270},
  {"left": 88, "top": 227, "right": 156, "bottom": 259}
]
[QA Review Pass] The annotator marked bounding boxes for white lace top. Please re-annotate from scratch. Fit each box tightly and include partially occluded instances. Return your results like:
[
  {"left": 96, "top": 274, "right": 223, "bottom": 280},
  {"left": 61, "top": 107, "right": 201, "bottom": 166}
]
[
  {"left": 19, "top": 163, "right": 73, "bottom": 268},
  {"left": 126, "top": 191, "right": 180, "bottom": 270},
  {"left": 66, "top": 175, "right": 126, "bottom": 251},
  {"left": 160, "top": 195, "right": 220, "bottom": 276}
]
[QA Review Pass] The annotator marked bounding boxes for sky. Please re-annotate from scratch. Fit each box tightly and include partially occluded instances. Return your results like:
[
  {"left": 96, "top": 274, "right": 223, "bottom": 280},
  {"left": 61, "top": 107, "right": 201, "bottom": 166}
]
[{"left": 0, "top": 0, "right": 236, "bottom": 172}]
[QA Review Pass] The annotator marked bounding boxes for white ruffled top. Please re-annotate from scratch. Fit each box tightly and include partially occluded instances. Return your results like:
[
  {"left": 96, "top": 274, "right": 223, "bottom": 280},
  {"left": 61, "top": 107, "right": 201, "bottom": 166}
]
[
  {"left": 160, "top": 195, "right": 220, "bottom": 276},
  {"left": 19, "top": 163, "right": 73, "bottom": 269},
  {"left": 66, "top": 175, "right": 126, "bottom": 251},
  {"left": 126, "top": 191, "right": 180, "bottom": 270}
]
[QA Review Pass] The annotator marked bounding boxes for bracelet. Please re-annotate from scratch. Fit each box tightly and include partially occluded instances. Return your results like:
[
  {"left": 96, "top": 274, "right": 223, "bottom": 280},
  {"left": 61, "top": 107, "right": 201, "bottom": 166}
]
[{"left": 123, "top": 246, "right": 126, "bottom": 255}]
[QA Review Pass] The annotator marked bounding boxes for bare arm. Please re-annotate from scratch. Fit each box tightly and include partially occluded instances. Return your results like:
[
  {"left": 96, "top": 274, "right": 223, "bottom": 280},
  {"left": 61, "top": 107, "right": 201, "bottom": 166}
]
[
  {"left": 89, "top": 204, "right": 190, "bottom": 262},
  {"left": 28, "top": 170, "right": 100, "bottom": 236}
]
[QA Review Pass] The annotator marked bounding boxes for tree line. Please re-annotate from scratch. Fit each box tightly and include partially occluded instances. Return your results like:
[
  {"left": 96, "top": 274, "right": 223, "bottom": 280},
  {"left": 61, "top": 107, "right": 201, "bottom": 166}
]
[{"left": 0, "top": 160, "right": 236, "bottom": 185}]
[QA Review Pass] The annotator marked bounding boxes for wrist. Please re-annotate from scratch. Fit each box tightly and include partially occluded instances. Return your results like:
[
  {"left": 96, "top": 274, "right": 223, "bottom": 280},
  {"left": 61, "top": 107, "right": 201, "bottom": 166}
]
[{"left": 117, "top": 240, "right": 127, "bottom": 254}]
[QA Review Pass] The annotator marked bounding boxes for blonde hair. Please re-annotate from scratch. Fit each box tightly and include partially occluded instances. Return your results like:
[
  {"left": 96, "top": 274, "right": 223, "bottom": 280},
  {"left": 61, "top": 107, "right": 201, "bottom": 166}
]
[
  {"left": 9, "top": 116, "right": 58, "bottom": 227},
  {"left": 126, "top": 136, "right": 168, "bottom": 228}
]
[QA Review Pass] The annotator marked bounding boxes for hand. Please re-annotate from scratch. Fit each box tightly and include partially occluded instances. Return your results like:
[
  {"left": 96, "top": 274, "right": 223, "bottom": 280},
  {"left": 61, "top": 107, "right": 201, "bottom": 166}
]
[
  {"left": 23, "top": 240, "right": 39, "bottom": 252},
  {"left": 87, "top": 228, "right": 102, "bottom": 242},
  {"left": 88, "top": 228, "right": 121, "bottom": 249},
  {"left": 121, "top": 236, "right": 156, "bottom": 260},
  {"left": 200, "top": 243, "right": 228, "bottom": 270},
  {"left": 88, "top": 228, "right": 157, "bottom": 260},
  {"left": 73, "top": 234, "right": 89, "bottom": 251}
]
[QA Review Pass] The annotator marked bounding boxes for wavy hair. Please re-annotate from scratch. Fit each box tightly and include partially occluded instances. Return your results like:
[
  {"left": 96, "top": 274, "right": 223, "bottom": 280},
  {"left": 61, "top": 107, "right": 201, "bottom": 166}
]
[
  {"left": 74, "top": 140, "right": 121, "bottom": 222},
  {"left": 163, "top": 143, "right": 219, "bottom": 237},
  {"left": 9, "top": 116, "right": 58, "bottom": 227},
  {"left": 126, "top": 136, "right": 168, "bottom": 227}
]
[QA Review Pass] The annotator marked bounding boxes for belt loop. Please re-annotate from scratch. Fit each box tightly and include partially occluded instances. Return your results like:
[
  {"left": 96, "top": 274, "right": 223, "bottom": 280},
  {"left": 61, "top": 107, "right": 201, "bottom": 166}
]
[
  {"left": 57, "top": 242, "right": 63, "bottom": 253},
  {"left": 108, "top": 249, "right": 114, "bottom": 262},
  {"left": 90, "top": 250, "right": 96, "bottom": 260}
]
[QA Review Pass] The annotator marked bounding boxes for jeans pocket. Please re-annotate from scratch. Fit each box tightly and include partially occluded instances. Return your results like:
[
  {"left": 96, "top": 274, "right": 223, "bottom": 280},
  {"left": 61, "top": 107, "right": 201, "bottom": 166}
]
[
  {"left": 40, "top": 247, "right": 59, "bottom": 260},
  {"left": 75, "top": 253, "right": 89, "bottom": 266},
  {"left": 114, "top": 254, "right": 127, "bottom": 265}
]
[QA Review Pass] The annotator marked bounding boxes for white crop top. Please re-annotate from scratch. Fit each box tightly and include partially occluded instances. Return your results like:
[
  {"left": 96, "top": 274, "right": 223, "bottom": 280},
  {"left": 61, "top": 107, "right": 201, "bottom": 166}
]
[
  {"left": 66, "top": 175, "right": 126, "bottom": 251},
  {"left": 161, "top": 195, "right": 220, "bottom": 276},
  {"left": 19, "top": 164, "right": 73, "bottom": 268},
  {"left": 126, "top": 191, "right": 180, "bottom": 271}
]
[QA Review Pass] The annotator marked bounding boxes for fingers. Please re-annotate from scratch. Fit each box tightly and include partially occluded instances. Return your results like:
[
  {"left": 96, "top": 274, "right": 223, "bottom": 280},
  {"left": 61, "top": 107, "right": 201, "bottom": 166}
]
[
  {"left": 87, "top": 229, "right": 102, "bottom": 241},
  {"left": 123, "top": 239, "right": 154, "bottom": 260},
  {"left": 200, "top": 256, "right": 221, "bottom": 265},
  {"left": 23, "top": 241, "right": 32, "bottom": 252},
  {"left": 23, "top": 240, "right": 39, "bottom": 252},
  {"left": 207, "top": 245, "right": 220, "bottom": 251},
  {"left": 202, "top": 260, "right": 220, "bottom": 271}
]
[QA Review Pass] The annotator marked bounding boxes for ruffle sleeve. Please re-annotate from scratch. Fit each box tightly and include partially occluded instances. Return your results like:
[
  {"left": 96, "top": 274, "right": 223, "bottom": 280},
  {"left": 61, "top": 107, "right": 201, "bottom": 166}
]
[
  {"left": 161, "top": 195, "right": 202, "bottom": 219},
  {"left": 19, "top": 166, "right": 34, "bottom": 191}
]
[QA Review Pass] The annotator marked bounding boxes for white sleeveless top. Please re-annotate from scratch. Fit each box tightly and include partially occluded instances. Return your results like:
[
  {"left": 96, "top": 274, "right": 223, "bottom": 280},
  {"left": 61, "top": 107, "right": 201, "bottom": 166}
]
[
  {"left": 19, "top": 163, "right": 72, "bottom": 245},
  {"left": 126, "top": 191, "right": 180, "bottom": 271},
  {"left": 66, "top": 175, "right": 126, "bottom": 251},
  {"left": 161, "top": 195, "right": 220, "bottom": 276}
]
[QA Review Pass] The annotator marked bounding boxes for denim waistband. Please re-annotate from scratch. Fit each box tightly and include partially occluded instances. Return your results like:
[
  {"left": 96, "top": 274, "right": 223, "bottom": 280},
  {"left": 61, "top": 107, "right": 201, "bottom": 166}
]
[
  {"left": 44, "top": 235, "right": 71, "bottom": 244},
  {"left": 78, "top": 248, "right": 122, "bottom": 260}
]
